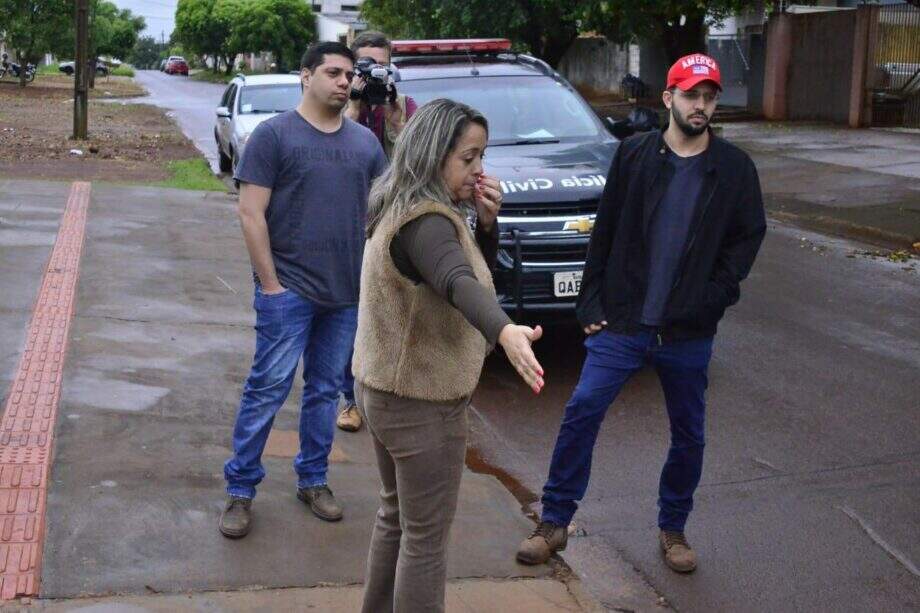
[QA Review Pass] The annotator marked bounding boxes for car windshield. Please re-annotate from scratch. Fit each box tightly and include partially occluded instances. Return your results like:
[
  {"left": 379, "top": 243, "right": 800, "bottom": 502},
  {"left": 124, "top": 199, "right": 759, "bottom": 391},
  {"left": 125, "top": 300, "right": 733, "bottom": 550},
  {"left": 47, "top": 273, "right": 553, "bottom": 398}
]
[
  {"left": 397, "top": 75, "right": 602, "bottom": 145},
  {"left": 238, "top": 84, "right": 301, "bottom": 114}
]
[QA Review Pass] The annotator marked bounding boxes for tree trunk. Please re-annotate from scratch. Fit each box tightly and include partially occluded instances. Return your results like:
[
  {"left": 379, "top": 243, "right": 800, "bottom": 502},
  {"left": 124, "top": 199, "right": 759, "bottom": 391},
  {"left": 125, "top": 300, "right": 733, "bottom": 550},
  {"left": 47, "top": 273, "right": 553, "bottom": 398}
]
[
  {"left": 224, "top": 55, "right": 235, "bottom": 75},
  {"left": 541, "top": 29, "right": 578, "bottom": 68},
  {"left": 17, "top": 51, "right": 27, "bottom": 88}
]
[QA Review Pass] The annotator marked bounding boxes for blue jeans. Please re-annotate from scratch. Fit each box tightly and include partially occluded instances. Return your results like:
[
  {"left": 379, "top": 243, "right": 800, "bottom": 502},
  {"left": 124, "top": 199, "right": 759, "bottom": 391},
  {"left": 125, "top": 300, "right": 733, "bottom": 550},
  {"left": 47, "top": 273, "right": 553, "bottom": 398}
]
[
  {"left": 342, "top": 350, "right": 355, "bottom": 404},
  {"left": 541, "top": 330, "right": 713, "bottom": 532},
  {"left": 224, "top": 286, "right": 357, "bottom": 499}
]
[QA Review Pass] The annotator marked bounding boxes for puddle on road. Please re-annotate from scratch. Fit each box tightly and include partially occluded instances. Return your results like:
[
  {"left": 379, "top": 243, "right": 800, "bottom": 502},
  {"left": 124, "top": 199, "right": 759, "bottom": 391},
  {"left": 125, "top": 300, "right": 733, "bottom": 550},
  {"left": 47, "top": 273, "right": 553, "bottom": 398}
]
[{"left": 465, "top": 445, "right": 539, "bottom": 515}]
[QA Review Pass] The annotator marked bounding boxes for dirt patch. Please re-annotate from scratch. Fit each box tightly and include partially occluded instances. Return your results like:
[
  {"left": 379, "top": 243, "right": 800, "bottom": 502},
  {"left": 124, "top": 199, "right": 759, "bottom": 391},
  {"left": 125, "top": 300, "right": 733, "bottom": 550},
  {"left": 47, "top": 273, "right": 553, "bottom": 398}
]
[
  {"left": 0, "top": 73, "right": 146, "bottom": 98},
  {"left": 0, "top": 75, "right": 200, "bottom": 182}
]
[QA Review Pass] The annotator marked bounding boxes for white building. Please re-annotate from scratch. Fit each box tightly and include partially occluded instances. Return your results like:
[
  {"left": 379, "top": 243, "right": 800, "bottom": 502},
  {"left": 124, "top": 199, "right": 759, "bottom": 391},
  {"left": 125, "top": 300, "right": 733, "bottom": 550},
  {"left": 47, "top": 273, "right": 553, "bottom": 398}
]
[{"left": 312, "top": 0, "right": 366, "bottom": 44}]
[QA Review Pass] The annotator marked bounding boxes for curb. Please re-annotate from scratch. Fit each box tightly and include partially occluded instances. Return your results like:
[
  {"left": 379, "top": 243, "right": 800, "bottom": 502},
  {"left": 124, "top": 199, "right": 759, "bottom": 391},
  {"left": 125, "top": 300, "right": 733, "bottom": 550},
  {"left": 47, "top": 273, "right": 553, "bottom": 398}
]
[{"left": 769, "top": 210, "right": 918, "bottom": 251}]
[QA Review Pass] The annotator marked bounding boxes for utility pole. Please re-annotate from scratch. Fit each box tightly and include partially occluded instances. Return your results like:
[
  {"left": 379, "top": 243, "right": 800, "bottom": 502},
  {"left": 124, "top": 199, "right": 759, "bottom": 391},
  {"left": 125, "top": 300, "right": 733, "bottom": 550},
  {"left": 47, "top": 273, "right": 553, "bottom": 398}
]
[{"left": 73, "top": 0, "right": 89, "bottom": 140}]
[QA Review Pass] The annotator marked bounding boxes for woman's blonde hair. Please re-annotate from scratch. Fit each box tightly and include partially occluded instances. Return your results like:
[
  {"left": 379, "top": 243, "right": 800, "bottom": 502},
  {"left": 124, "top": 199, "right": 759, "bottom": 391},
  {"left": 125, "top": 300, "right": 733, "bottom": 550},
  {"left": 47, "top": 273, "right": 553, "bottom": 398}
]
[{"left": 367, "top": 98, "right": 488, "bottom": 236}]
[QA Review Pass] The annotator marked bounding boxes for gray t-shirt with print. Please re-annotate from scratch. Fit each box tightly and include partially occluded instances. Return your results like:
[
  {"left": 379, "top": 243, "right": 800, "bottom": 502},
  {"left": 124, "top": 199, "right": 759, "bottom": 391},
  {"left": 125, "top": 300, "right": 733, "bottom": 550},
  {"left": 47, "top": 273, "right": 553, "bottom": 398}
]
[{"left": 234, "top": 110, "right": 387, "bottom": 308}]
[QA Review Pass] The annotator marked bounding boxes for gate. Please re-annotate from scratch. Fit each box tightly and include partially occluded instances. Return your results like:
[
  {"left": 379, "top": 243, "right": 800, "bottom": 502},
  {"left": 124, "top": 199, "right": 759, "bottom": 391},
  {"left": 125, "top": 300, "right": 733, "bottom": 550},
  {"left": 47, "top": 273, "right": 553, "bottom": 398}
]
[
  {"left": 872, "top": 2, "right": 920, "bottom": 128},
  {"left": 708, "top": 34, "right": 751, "bottom": 108}
]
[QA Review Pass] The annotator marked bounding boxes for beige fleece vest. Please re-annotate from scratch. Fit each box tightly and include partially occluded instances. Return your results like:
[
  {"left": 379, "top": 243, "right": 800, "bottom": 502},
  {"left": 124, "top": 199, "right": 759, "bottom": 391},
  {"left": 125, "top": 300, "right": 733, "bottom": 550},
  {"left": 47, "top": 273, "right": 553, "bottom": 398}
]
[{"left": 353, "top": 200, "right": 495, "bottom": 402}]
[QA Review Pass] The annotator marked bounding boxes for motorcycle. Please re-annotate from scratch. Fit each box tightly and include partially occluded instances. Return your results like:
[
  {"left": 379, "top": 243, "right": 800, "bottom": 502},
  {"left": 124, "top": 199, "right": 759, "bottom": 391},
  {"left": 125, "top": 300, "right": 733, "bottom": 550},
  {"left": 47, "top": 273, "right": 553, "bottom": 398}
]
[{"left": 0, "top": 61, "right": 36, "bottom": 83}]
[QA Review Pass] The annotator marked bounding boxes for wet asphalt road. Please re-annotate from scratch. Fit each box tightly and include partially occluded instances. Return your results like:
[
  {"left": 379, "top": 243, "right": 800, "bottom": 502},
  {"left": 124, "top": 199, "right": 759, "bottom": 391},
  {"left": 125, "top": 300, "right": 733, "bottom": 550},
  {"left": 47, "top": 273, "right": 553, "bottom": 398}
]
[
  {"left": 133, "top": 70, "right": 228, "bottom": 173},
  {"left": 133, "top": 74, "right": 920, "bottom": 612},
  {"left": 471, "top": 223, "right": 920, "bottom": 612}
]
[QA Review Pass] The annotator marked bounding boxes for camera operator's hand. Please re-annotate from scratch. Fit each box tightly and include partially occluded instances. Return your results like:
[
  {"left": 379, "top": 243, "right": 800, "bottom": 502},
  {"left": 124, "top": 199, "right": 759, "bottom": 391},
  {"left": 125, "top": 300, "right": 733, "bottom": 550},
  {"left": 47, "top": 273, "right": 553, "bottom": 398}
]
[{"left": 344, "top": 75, "right": 366, "bottom": 121}]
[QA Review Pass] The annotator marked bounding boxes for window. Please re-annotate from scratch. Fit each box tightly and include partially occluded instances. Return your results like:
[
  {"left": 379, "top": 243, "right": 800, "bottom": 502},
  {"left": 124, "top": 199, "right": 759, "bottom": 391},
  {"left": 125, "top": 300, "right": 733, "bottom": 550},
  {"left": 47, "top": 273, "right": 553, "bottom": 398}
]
[
  {"left": 220, "top": 85, "right": 234, "bottom": 108},
  {"left": 225, "top": 85, "right": 238, "bottom": 114},
  {"left": 397, "top": 76, "right": 602, "bottom": 145},
  {"left": 238, "top": 84, "right": 302, "bottom": 114}
]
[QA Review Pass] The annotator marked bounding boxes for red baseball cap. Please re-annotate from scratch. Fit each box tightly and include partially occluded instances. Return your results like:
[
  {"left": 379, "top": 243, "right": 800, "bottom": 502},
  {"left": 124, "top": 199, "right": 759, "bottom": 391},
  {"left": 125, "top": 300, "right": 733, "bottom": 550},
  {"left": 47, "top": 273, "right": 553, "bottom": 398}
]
[{"left": 667, "top": 54, "right": 722, "bottom": 91}]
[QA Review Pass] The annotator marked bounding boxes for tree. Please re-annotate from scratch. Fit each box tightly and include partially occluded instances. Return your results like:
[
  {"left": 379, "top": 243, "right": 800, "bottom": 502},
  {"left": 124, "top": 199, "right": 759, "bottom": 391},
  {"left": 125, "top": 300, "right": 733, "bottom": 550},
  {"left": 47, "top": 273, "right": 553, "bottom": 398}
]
[
  {"left": 362, "top": 0, "right": 769, "bottom": 67},
  {"left": 175, "top": 0, "right": 229, "bottom": 71},
  {"left": 91, "top": 2, "right": 146, "bottom": 61},
  {"left": 582, "top": 0, "right": 761, "bottom": 63},
  {"left": 130, "top": 35, "right": 163, "bottom": 69},
  {"left": 360, "top": 0, "right": 581, "bottom": 68},
  {"left": 0, "top": 0, "right": 71, "bottom": 86},
  {"left": 229, "top": 0, "right": 315, "bottom": 73},
  {"left": 213, "top": 0, "right": 246, "bottom": 74}
]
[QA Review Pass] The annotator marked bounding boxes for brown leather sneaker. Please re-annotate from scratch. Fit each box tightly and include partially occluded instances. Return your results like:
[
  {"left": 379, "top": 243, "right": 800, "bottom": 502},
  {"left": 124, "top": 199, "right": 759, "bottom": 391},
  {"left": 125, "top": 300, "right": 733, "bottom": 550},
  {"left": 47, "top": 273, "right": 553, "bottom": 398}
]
[
  {"left": 660, "top": 530, "right": 697, "bottom": 573},
  {"left": 516, "top": 521, "right": 568, "bottom": 565},
  {"left": 297, "top": 485, "right": 344, "bottom": 522},
  {"left": 219, "top": 495, "right": 252, "bottom": 539},
  {"left": 336, "top": 403, "right": 362, "bottom": 432}
]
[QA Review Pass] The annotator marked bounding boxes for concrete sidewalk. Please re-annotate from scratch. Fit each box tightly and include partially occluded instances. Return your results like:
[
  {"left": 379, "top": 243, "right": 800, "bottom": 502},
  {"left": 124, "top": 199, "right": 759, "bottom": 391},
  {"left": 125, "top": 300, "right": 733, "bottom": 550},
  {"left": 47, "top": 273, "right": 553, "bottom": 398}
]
[
  {"left": 7, "top": 579, "right": 600, "bottom": 612},
  {"left": 0, "top": 180, "right": 602, "bottom": 611},
  {"left": 722, "top": 122, "right": 920, "bottom": 249}
]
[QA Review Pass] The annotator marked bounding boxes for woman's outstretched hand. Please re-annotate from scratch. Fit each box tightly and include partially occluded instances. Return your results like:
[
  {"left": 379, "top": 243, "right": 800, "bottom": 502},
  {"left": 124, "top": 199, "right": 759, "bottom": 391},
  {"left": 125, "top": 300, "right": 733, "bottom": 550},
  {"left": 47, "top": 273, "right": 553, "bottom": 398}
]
[{"left": 498, "top": 324, "right": 545, "bottom": 394}]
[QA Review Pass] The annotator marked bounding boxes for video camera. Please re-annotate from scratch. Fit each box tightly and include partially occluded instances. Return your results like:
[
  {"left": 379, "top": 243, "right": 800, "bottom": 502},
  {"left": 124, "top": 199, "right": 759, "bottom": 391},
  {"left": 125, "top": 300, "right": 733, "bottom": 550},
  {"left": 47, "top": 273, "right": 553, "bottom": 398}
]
[{"left": 351, "top": 56, "right": 396, "bottom": 106}]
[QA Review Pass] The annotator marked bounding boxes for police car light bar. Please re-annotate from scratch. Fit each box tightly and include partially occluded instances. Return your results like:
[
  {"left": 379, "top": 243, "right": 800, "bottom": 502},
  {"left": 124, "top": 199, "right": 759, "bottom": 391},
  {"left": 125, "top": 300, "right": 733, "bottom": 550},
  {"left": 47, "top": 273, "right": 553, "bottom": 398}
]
[{"left": 391, "top": 39, "right": 512, "bottom": 55}]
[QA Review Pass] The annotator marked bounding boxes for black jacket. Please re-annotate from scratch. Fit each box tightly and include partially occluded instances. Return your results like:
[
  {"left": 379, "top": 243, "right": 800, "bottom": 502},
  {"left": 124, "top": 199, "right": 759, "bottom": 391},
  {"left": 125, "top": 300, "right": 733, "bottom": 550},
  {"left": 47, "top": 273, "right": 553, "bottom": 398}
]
[{"left": 576, "top": 129, "right": 766, "bottom": 341}]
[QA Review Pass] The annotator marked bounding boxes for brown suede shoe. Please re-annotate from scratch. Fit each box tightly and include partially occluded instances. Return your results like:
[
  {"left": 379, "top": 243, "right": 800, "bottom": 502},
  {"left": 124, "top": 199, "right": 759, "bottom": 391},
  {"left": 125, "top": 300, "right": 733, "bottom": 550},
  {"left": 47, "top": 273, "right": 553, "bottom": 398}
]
[
  {"left": 660, "top": 530, "right": 697, "bottom": 573},
  {"left": 298, "top": 485, "right": 343, "bottom": 522},
  {"left": 219, "top": 495, "right": 252, "bottom": 539},
  {"left": 516, "top": 521, "right": 568, "bottom": 565},
  {"left": 336, "top": 403, "right": 362, "bottom": 432}
]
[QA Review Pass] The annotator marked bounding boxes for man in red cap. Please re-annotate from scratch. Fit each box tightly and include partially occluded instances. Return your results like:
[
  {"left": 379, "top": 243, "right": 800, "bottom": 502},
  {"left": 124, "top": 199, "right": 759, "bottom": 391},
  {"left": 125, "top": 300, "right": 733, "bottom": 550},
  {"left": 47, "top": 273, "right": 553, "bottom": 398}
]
[{"left": 517, "top": 53, "right": 766, "bottom": 573}]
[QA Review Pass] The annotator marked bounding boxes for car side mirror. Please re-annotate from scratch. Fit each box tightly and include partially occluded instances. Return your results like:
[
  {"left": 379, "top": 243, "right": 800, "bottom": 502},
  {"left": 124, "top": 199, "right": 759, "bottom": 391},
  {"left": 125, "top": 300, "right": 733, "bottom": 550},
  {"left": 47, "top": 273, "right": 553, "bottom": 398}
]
[
  {"left": 605, "top": 116, "right": 634, "bottom": 140},
  {"left": 216, "top": 107, "right": 231, "bottom": 118}
]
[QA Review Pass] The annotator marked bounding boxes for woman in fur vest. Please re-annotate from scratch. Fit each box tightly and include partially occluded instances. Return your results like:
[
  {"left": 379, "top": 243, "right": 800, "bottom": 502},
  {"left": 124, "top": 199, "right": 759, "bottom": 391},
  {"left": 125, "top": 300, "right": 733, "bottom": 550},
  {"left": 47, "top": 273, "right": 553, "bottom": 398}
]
[{"left": 354, "top": 99, "right": 545, "bottom": 613}]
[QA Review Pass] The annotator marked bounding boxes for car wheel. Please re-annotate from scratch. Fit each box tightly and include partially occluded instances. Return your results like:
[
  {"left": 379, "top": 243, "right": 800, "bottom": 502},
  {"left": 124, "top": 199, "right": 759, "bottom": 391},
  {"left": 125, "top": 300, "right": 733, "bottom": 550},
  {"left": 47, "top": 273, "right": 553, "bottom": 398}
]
[{"left": 217, "top": 138, "right": 232, "bottom": 173}]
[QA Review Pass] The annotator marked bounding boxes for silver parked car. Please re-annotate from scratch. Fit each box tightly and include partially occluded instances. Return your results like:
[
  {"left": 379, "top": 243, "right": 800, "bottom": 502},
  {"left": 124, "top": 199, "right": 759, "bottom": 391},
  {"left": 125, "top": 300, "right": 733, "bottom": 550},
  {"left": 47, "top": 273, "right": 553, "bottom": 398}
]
[{"left": 214, "top": 73, "right": 302, "bottom": 173}]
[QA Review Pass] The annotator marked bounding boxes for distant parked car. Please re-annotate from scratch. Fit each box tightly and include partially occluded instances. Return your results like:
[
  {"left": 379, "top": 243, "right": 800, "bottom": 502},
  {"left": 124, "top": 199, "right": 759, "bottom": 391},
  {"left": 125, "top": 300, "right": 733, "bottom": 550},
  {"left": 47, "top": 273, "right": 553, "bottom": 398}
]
[
  {"left": 58, "top": 60, "right": 109, "bottom": 76},
  {"left": 879, "top": 62, "right": 920, "bottom": 92},
  {"left": 165, "top": 57, "right": 189, "bottom": 76},
  {"left": 214, "top": 73, "right": 302, "bottom": 173}
]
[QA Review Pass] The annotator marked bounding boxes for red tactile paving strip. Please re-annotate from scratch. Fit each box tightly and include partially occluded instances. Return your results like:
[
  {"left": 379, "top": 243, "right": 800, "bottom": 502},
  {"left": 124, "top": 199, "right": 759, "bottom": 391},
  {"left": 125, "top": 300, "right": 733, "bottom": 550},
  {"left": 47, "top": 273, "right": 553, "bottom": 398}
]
[{"left": 0, "top": 182, "right": 90, "bottom": 600}]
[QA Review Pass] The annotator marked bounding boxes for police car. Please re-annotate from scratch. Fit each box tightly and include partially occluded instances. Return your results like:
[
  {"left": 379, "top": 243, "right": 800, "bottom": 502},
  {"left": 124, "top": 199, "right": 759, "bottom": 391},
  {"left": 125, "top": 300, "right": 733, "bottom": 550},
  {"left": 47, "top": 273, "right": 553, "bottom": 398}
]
[{"left": 390, "top": 39, "right": 618, "bottom": 318}]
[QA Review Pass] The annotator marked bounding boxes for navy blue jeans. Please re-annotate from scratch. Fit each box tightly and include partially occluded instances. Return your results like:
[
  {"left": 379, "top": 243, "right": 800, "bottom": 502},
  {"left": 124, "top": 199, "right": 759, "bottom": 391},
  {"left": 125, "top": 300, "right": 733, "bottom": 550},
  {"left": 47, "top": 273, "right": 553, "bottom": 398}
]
[
  {"left": 541, "top": 330, "right": 713, "bottom": 532},
  {"left": 224, "top": 286, "right": 357, "bottom": 499}
]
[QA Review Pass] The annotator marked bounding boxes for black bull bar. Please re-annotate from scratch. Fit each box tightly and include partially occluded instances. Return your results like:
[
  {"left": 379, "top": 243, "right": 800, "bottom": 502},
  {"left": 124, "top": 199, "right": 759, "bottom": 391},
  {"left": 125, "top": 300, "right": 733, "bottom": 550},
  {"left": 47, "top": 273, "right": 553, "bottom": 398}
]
[{"left": 499, "top": 228, "right": 590, "bottom": 321}]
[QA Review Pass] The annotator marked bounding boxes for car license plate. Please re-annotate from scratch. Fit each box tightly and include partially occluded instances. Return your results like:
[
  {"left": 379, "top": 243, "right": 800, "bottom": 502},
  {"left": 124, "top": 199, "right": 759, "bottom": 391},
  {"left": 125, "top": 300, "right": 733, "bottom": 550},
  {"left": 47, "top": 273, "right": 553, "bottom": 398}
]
[{"left": 553, "top": 271, "right": 582, "bottom": 298}]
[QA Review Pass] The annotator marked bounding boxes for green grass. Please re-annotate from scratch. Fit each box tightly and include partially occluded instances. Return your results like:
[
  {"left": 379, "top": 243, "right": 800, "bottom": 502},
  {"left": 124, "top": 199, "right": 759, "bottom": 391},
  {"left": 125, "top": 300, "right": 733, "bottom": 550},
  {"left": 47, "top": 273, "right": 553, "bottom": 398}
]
[
  {"left": 111, "top": 65, "right": 135, "bottom": 77},
  {"left": 155, "top": 159, "right": 227, "bottom": 191},
  {"left": 190, "top": 69, "right": 234, "bottom": 84},
  {"left": 37, "top": 63, "right": 61, "bottom": 75}
]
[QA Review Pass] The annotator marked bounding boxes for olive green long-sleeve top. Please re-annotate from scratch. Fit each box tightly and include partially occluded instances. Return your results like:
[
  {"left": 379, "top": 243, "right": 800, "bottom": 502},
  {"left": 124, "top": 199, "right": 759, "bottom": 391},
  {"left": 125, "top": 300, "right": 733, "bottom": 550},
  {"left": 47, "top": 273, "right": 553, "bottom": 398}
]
[{"left": 389, "top": 213, "right": 512, "bottom": 345}]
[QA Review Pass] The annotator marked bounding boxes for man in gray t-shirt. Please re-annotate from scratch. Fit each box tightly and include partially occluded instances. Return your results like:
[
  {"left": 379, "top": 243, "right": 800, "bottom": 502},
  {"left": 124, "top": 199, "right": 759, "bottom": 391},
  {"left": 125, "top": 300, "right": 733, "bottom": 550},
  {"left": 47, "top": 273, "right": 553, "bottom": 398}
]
[{"left": 220, "top": 42, "right": 387, "bottom": 539}]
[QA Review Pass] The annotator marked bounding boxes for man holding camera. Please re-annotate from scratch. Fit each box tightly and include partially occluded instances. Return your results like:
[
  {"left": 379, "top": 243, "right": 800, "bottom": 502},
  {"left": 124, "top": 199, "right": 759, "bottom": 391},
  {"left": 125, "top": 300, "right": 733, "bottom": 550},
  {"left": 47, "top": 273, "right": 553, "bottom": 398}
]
[
  {"left": 344, "top": 31, "right": 417, "bottom": 157},
  {"left": 337, "top": 31, "right": 417, "bottom": 434}
]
